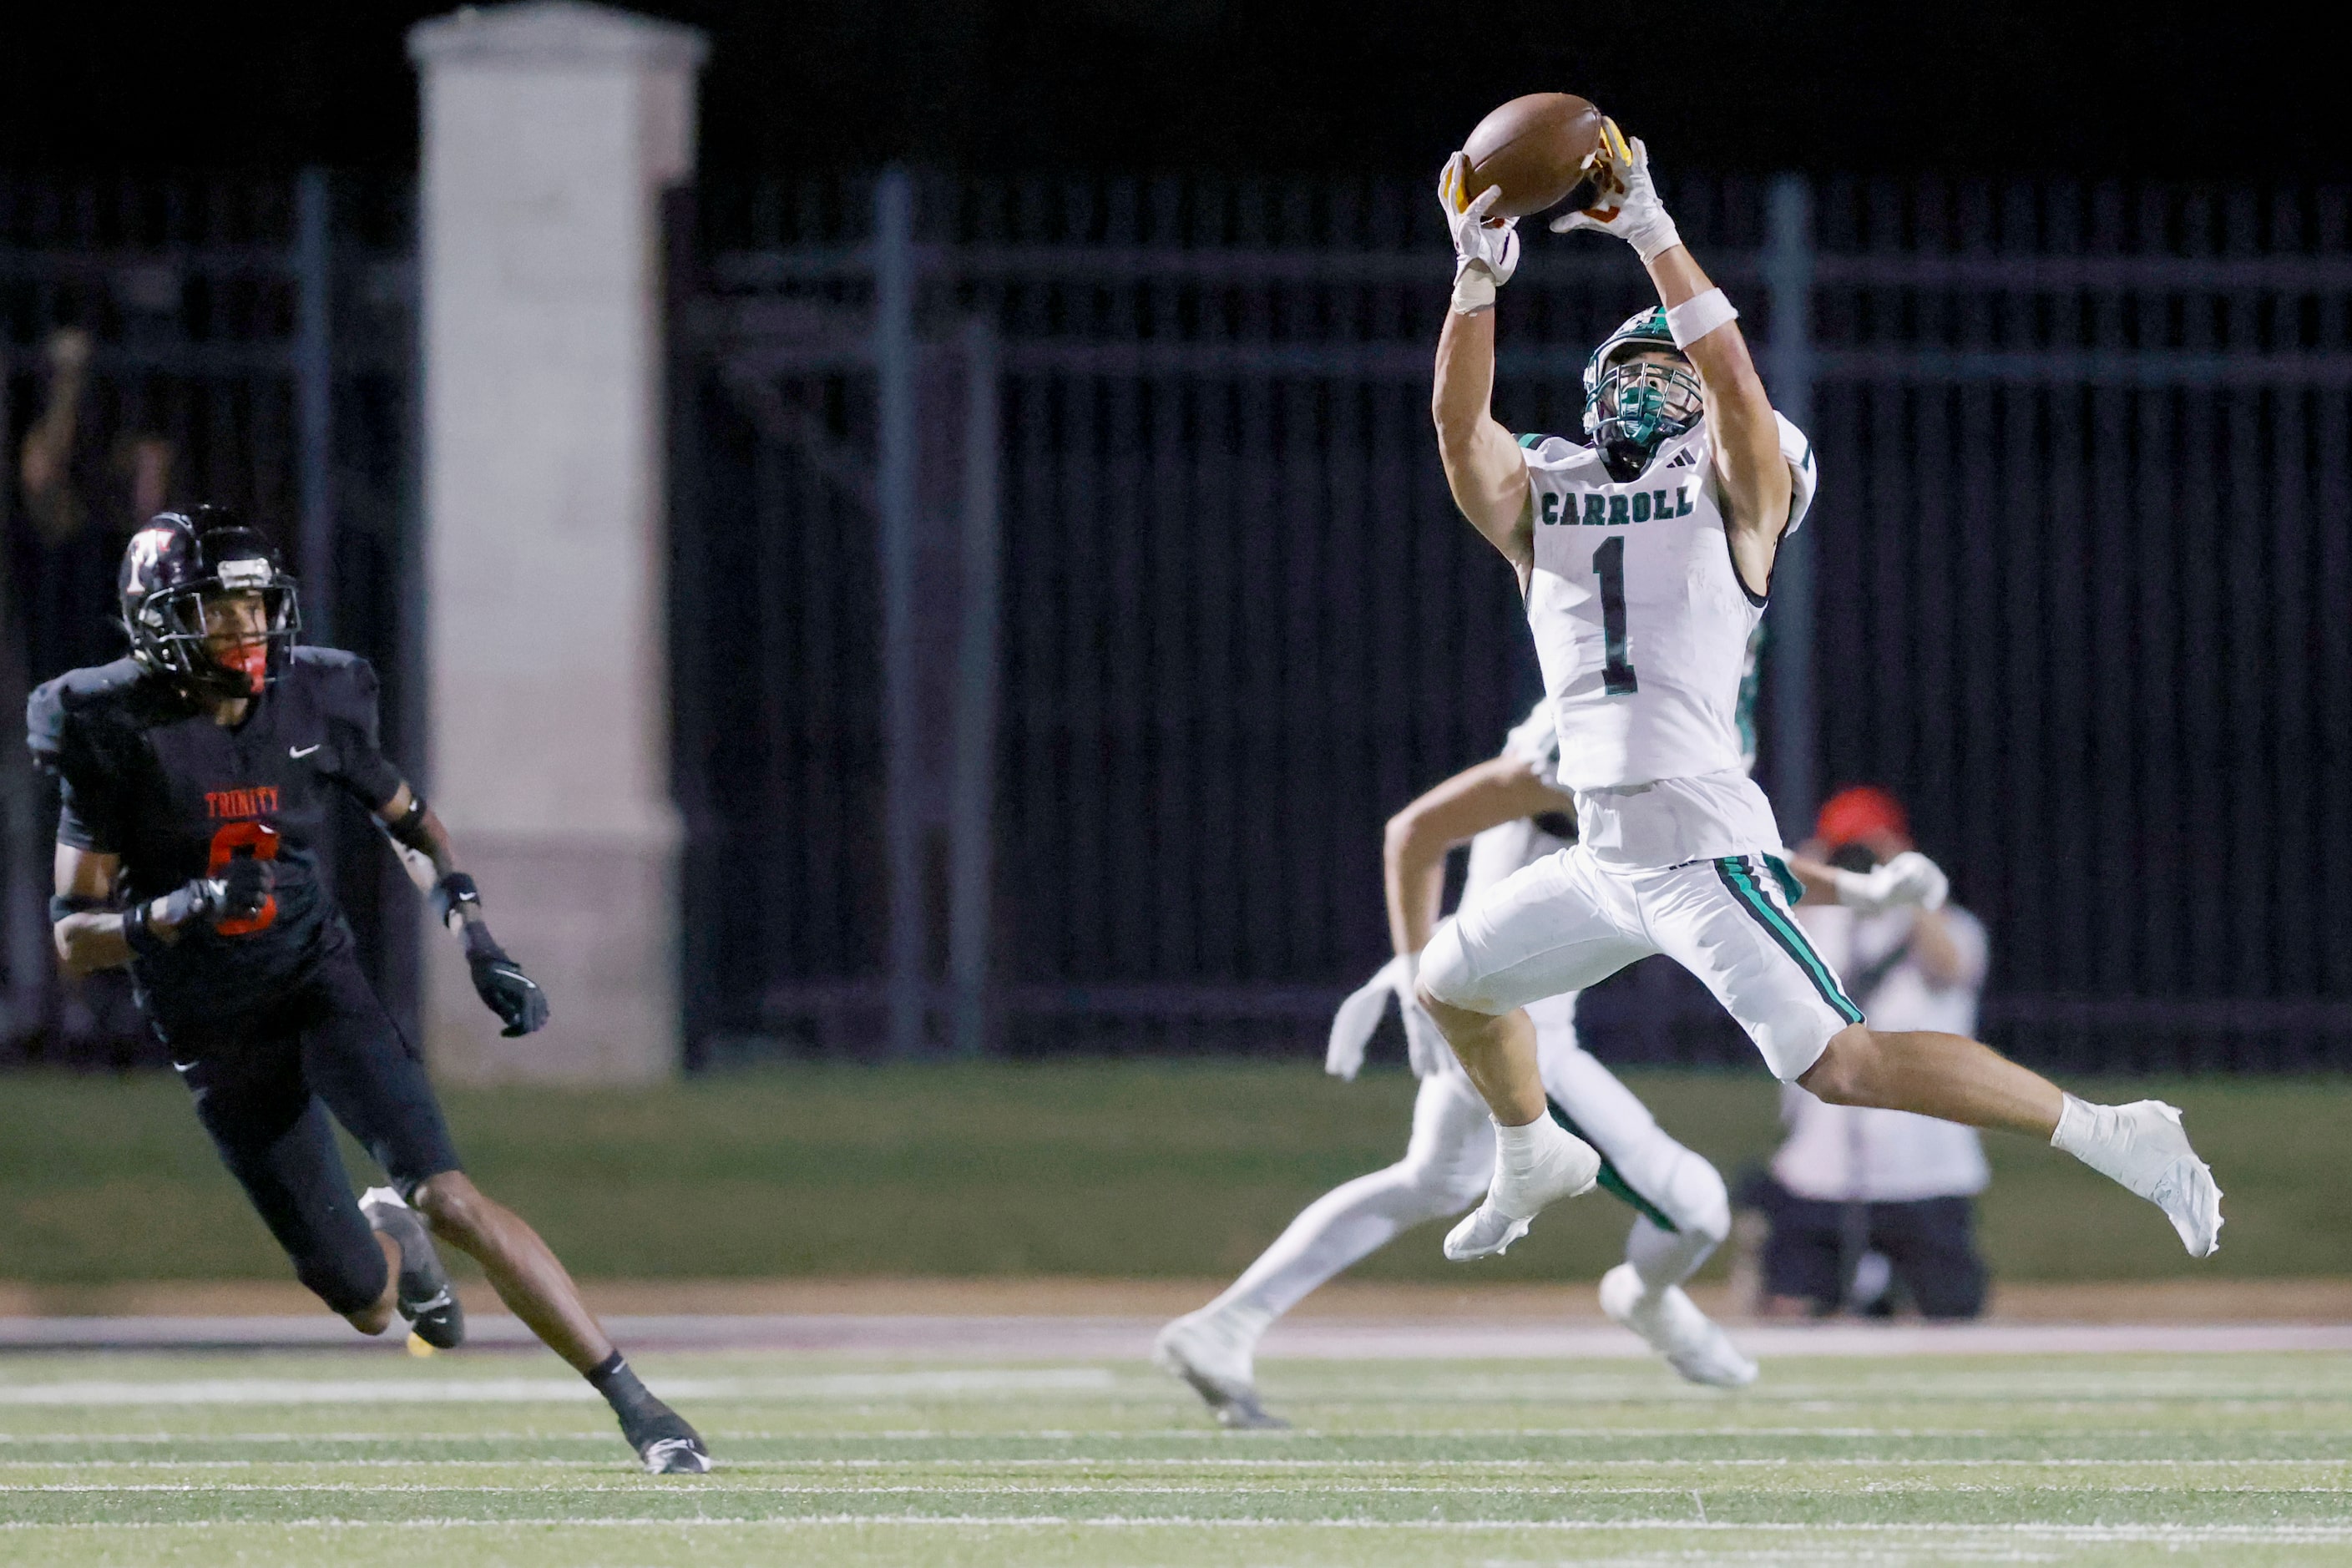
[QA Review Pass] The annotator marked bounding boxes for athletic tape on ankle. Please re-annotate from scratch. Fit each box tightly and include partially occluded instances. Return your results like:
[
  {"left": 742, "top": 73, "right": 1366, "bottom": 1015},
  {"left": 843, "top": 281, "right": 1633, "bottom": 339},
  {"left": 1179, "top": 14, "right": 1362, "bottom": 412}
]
[{"left": 1666, "top": 288, "right": 1738, "bottom": 348}]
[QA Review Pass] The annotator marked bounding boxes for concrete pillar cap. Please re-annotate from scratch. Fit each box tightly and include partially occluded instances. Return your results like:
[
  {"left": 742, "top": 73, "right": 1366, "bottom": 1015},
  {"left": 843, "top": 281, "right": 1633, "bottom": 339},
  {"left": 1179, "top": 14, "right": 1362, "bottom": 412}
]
[{"left": 408, "top": 1, "right": 708, "bottom": 70}]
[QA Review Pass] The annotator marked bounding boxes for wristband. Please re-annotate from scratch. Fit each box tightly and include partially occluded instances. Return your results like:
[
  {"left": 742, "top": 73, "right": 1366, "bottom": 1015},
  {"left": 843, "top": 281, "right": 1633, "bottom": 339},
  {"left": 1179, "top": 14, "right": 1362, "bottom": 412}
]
[
  {"left": 122, "top": 902, "right": 164, "bottom": 959},
  {"left": 386, "top": 793, "right": 435, "bottom": 854},
  {"left": 1665, "top": 288, "right": 1738, "bottom": 349},
  {"left": 430, "top": 871, "right": 481, "bottom": 933},
  {"left": 1449, "top": 260, "right": 1499, "bottom": 316}
]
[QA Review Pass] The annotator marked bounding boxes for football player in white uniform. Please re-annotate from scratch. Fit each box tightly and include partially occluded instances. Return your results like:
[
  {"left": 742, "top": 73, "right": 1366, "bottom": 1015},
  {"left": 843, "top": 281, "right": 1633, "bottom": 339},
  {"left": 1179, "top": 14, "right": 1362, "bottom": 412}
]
[
  {"left": 1420, "top": 124, "right": 2223, "bottom": 1266},
  {"left": 1154, "top": 696, "right": 1946, "bottom": 1427}
]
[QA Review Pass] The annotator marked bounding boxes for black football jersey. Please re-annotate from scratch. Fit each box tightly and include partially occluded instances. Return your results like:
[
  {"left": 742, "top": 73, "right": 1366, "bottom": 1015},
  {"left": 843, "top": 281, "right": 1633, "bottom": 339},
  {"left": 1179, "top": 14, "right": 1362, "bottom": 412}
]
[{"left": 28, "top": 647, "right": 406, "bottom": 1029}]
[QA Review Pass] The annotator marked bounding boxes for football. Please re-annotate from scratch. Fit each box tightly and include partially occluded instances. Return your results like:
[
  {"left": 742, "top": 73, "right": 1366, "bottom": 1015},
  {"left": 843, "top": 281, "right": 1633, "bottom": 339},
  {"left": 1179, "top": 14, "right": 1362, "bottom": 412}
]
[{"left": 1461, "top": 93, "right": 1606, "bottom": 218}]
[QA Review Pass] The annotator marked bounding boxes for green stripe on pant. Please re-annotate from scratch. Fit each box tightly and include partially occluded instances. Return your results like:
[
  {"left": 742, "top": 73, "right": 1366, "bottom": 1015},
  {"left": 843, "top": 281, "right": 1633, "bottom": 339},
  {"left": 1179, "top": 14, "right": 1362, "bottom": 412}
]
[{"left": 1712, "top": 856, "right": 1865, "bottom": 1025}]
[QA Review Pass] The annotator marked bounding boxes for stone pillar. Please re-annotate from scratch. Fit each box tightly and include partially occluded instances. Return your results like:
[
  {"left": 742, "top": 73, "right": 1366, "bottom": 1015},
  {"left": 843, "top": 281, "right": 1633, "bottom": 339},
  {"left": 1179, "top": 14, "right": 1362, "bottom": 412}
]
[{"left": 407, "top": 3, "right": 706, "bottom": 1081}]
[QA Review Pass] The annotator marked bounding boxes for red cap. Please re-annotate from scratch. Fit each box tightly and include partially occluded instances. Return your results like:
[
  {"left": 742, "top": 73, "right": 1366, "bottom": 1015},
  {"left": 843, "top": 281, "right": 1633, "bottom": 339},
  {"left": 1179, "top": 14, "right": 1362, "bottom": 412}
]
[{"left": 1815, "top": 785, "right": 1909, "bottom": 850}]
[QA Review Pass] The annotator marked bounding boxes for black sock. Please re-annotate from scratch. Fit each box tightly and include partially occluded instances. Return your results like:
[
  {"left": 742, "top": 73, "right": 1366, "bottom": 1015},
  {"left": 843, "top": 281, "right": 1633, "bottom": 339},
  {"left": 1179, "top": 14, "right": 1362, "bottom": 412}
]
[{"left": 585, "top": 1350, "right": 664, "bottom": 1422}]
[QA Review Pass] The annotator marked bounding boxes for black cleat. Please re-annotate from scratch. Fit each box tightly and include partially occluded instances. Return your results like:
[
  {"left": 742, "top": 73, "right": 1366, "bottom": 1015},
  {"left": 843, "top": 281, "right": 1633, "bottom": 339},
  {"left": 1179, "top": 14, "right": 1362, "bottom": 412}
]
[
  {"left": 621, "top": 1402, "right": 713, "bottom": 1474},
  {"left": 361, "top": 1186, "right": 466, "bottom": 1350}
]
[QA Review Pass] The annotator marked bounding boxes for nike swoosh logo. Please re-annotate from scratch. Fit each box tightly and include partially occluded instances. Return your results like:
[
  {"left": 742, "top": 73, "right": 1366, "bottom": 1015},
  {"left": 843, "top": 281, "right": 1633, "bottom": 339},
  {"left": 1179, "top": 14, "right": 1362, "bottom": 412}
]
[{"left": 290, "top": 744, "right": 322, "bottom": 758}]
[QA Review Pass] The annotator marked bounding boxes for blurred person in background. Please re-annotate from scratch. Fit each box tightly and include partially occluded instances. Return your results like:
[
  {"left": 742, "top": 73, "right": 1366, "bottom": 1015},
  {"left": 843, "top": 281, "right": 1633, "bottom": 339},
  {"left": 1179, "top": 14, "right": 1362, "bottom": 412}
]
[
  {"left": 29, "top": 508, "right": 710, "bottom": 1473},
  {"left": 1754, "top": 787, "right": 1991, "bottom": 1319}
]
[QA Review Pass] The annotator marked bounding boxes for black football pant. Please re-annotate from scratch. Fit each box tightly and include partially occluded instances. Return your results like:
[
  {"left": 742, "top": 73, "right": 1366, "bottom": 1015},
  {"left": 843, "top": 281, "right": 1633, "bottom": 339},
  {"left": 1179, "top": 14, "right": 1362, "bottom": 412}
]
[{"left": 161, "top": 946, "right": 465, "bottom": 1316}]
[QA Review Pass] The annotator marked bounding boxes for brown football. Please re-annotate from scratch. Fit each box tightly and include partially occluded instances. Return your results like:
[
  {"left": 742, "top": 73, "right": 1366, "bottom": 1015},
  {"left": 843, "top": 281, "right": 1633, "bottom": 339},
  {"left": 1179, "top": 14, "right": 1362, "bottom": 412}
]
[{"left": 1461, "top": 93, "right": 1606, "bottom": 219}]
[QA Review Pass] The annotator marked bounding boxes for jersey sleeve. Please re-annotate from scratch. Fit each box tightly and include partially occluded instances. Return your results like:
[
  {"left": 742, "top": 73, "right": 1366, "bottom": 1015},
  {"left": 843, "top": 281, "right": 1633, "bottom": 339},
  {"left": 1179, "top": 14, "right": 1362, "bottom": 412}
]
[
  {"left": 320, "top": 656, "right": 405, "bottom": 809},
  {"left": 1776, "top": 412, "right": 1819, "bottom": 535},
  {"left": 28, "top": 682, "right": 124, "bottom": 854}
]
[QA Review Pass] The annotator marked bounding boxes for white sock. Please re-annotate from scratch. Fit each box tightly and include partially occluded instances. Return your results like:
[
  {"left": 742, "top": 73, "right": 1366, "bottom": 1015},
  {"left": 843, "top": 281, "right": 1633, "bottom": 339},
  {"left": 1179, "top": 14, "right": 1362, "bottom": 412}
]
[{"left": 1495, "top": 1115, "right": 1567, "bottom": 1174}]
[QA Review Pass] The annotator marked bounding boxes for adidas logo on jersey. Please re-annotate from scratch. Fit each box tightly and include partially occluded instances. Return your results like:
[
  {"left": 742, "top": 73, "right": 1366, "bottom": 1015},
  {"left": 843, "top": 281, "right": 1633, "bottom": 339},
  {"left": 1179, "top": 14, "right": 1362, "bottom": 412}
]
[
  {"left": 1666, "top": 448, "right": 1698, "bottom": 468},
  {"left": 1537, "top": 485, "right": 1696, "bottom": 529}
]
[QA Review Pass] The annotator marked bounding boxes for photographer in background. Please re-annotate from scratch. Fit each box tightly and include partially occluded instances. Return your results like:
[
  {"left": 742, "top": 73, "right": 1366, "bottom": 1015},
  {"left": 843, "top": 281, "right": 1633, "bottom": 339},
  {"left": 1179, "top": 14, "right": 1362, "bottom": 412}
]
[{"left": 1755, "top": 787, "right": 1992, "bottom": 1320}]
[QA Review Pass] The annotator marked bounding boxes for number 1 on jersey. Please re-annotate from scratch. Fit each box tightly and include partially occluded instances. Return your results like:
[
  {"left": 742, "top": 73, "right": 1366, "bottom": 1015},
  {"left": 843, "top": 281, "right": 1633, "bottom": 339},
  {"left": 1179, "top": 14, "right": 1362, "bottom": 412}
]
[{"left": 1593, "top": 536, "right": 1639, "bottom": 695}]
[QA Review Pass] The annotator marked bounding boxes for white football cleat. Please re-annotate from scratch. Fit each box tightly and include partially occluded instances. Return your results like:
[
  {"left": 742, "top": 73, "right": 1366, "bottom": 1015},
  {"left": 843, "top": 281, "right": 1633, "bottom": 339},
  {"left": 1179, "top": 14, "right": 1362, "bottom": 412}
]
[
  {"left": 1443, "top": 1118, "right": 1601, "bottom": 1261},
  {"left": 1152, "top": 1311, "right": 1287, "bottom": 1429},
  {"left": 1598, "top": 1262, "right": 1758, "bottom": 1388},
  {"left": 2083, "top": 1100, "right": 2223, "bottom": 1257}
]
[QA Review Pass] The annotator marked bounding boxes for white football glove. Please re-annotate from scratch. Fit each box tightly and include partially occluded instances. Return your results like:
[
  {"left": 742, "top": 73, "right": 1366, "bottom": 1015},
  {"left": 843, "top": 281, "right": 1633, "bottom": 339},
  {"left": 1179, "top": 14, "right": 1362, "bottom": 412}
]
[
  {"left": 1834, "top": 850, "right": 1950, "bottom": 915},
  {"left": 1548, "top": 120, "right": 1683, "bottom": 263},
  {"left": 1325, "top": 951, "right": 1455, "bottom": 1080},
  {"left": 1438, "top": 151, "right": 1520, "bottom": 316},
  {"left": 1326, "top": 955, "right": 1407, "bottom": 1080}
]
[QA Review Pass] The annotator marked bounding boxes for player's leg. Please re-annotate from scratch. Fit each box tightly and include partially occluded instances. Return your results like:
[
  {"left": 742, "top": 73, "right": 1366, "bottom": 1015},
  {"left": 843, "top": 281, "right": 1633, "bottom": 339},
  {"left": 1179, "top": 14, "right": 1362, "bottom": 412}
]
[
  {"left": 175, "top": 1043, "right": 404, "bottom": 1334},
  {"left": 1664, "top": 855, "right": 2222, "bottom": 1257},
  {"left": 1156, "top": 1071, "right": 1494, "bottom": 1426},
  {"left": 299, "top": 952, "right": 711, "bottom": 1472},
  {"left": 1531, "top": 1014, "right": 1753, "bottom": 1386},
  {"left": 1419, "top": 847, "right": 1656, "bottom": 1259}
]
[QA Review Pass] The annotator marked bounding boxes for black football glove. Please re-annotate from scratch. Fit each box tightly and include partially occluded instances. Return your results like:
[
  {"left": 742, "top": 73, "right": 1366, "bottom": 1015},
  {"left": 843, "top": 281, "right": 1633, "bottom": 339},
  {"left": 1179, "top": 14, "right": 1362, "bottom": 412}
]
[
  {"left": 459, "top": 921, "right": 549, "bottom": 1037},
  {"left": 219, "top": 857, "right": 274, "bottom": 921},
  {"left": 154, "top": 857, "right": 273, "bottom": 931}
]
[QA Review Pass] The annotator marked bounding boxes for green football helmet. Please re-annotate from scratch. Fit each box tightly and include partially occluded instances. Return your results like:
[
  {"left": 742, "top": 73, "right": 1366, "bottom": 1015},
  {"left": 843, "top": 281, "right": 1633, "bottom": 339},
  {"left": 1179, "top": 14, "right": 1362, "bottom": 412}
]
[{"left": 1581, "top": 306, "right": 1704, "bottom": 481}]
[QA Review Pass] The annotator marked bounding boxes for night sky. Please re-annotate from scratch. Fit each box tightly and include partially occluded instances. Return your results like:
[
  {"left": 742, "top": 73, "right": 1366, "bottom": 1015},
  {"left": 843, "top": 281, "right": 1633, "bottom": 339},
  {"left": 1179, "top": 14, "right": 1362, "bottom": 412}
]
[{"left": 5, "top": 0, "right": 2342, "bottom": 180}]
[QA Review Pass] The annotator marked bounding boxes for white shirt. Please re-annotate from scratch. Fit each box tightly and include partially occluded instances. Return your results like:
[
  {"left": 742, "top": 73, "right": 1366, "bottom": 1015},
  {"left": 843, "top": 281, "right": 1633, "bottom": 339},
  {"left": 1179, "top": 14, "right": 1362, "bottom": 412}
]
[
  {"left": 1520, "top": 413, "right": 1816, "bottom": 867},
  {"left": 1773, "top": 903, "right": 1992, "bottom": 1202}
]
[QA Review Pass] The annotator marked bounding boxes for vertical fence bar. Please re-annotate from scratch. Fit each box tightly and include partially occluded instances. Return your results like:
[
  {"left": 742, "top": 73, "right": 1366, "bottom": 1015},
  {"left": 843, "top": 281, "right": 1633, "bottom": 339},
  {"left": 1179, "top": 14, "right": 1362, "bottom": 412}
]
[
  {"left": 874, "top": 167, "right": 925, "bottom": 1056},
  {"left": 293, "top": 167, "right": 335, "bottom": 643},
  {"left": 0, "top": 361, "right": 45, "bottom": 1044},
  {"left": 950, "top": 316, "right": 1000, "bottom": 1057},
  {"left": 1763, "top": 174, "right": 1817, "bottom": 840}
]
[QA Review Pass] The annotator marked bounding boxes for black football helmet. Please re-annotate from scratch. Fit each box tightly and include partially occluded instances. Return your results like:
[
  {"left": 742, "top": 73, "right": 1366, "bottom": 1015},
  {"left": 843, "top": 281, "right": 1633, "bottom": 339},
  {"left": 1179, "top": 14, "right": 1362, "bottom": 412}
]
[{"left": 119, "top": 507, "right": 301, "bottom": 699}]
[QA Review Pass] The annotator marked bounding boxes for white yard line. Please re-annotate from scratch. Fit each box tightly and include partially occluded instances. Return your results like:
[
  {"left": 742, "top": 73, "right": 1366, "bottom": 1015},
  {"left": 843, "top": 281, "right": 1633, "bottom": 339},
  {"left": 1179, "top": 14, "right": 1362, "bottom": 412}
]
[
  {"left": 0, "top": 1368, "right": 1115, "bottom": 1406},
  {"left": 9, "top": 1516, "right": 2352, "bottom": 1540},
  {"left": 8, "top": 1313, "right": 2352, "bottom": 1356}
]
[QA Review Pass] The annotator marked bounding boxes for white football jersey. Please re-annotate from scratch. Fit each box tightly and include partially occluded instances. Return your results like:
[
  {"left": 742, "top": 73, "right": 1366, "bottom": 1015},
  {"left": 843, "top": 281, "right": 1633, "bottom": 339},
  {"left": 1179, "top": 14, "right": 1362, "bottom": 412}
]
[{"left": 1520, "top": 412, "right": 1816, "bottom": 793}]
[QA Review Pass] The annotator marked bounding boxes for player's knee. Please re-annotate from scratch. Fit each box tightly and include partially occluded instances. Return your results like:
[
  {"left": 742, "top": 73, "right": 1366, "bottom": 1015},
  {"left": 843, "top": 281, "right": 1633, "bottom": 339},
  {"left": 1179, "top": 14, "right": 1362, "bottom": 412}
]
[
  {"left": 297, "top": 1234, "right": 391, "bottom": 1324},
  {"left": 1661, "top": 1156, "right": 1732, "bottom": 1247},
  {"left": 413, "top": 1173, "right": 489, "bottom": 1247},
  {"left": 1414, "top": 923, "right": 1490, "bottom": 1020},
  {"left": 1798, "top": 1024, "right": 1884, "bottom": 1107}
]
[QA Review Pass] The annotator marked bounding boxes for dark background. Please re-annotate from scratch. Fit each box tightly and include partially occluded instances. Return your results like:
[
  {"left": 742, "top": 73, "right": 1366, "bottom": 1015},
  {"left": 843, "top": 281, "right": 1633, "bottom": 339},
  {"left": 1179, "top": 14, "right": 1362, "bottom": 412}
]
[{"left": 7, "top": 2, "right": 2342, "bottom": 180}]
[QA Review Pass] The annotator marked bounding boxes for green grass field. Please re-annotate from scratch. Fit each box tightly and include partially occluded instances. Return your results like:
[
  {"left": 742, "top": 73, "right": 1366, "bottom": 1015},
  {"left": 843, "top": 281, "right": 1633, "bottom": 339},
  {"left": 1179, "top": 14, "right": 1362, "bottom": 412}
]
[
  {"left": 6, "top": 1063, "right": 2350, "bottom": 1288},
  {"left": 3, "top": 1346, "right": 2349, "bottom": 1565}
]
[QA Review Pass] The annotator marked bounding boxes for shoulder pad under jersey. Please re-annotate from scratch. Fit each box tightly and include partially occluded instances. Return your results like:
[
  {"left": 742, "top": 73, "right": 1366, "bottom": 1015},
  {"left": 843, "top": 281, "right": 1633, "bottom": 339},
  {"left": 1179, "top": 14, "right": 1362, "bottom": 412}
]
[
  {"left": 27, "top": 659, "right": 152, "bottom": 768},
  {"left": 283, "top": 645, "right": 381, "bottom": 716}
]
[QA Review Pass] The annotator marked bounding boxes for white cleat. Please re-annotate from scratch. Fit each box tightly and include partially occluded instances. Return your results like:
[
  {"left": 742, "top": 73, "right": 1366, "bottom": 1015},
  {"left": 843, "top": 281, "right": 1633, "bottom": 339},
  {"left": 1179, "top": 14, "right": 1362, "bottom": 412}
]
[
  {"left": 1598, "top": 1262, "right": 1758, "bottom": 1389},
  {"left": 1443, "top": 1119, "right": 1602, "bottom": 1261},
  {"left": 1151, "top": 1311, "right": 1287, "bottom": 1429},
  {"left": 2086, "top": 1100, "right": 2224, "bottom": 1257}
]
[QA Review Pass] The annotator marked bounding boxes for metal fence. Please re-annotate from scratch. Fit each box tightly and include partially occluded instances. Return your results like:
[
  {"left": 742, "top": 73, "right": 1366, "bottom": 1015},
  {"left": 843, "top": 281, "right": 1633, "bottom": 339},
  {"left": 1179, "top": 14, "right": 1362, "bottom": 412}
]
[
  {"left": 675, "top": 169, "right": 2352, "bottom": 1072},
  {"left": 0, "top": 171, "right": 418, "bottom": 1065},
  {"left": 5, "top": 169, "right": 2347, "bottom": 1075}
]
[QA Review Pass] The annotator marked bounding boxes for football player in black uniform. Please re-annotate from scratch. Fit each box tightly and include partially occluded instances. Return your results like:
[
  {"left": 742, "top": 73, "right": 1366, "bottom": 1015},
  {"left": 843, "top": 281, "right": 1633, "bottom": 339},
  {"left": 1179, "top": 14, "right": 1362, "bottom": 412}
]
[{"left": 30, "top": 507, "right": 711, "bottom": 1474}]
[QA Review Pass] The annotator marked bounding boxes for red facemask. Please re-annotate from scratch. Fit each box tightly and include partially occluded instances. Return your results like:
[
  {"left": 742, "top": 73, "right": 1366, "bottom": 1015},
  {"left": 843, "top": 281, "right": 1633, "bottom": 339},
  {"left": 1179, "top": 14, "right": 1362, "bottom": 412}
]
[{"left": 220, "top": 640, "right": 269, "bottom": 695}]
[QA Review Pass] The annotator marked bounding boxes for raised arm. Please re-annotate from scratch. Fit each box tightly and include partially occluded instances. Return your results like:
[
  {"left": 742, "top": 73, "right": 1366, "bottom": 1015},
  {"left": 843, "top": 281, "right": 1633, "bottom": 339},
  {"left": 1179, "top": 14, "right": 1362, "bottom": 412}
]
[
  {"left": 1384, "top": 756, "right": 1573, "bottom": 958},
  {"left": 1432, "top": 155, "right": 1533, "bottom": 581},
  {"left": 1553, "top": 126, "right": 1791, "bottom": 599}
]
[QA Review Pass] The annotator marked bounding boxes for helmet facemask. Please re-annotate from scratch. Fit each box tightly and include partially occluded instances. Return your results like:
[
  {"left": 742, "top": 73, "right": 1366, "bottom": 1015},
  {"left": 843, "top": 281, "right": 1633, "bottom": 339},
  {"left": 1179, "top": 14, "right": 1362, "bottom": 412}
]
[
  {"left": 131, "top": 556, "right": 301, "bottom": 700},
  {"left": 1590, "top": 350, "right": 1703, "bottom": 482}
]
